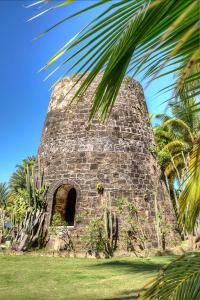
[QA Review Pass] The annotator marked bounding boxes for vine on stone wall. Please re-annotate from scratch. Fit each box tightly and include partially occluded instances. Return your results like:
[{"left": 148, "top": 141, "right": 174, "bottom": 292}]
[{"left": 116, "top": 197, "right": 147, "bottom": 255}]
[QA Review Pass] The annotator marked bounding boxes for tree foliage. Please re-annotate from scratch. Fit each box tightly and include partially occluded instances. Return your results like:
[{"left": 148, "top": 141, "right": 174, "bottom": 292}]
[
  {"left": 154, "top": 95, "right": 200, "bottom": 231},
  {"left": 9, "top": 156, "right": 35, "bottom": 195}
]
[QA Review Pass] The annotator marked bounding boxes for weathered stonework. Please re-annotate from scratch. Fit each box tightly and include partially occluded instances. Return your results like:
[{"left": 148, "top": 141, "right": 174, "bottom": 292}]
[{"left": 37, "top": 75, "right": 179, "bottom": 251}]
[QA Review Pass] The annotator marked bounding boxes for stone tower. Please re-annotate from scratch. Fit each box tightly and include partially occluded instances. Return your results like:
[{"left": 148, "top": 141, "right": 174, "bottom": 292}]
[{"left": 37, "top": 75, "right": 179, "bottom": 250}]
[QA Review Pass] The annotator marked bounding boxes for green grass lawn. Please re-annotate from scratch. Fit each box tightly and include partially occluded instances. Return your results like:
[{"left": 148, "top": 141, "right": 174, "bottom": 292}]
[{"left": 0, "top": 255, "right": 174, "bottom": 300}]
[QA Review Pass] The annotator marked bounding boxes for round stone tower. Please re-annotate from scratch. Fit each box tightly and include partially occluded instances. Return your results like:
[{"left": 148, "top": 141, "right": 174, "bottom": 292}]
[{"left": 37, "top": 75, "right": 179, "bottom": 250}]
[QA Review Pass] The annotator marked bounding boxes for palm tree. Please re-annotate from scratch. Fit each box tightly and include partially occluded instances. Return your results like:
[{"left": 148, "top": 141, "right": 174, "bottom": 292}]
[
  {"left": 9, "top": 156, "right": 35, "bottom": 195},
  {"left": 154, "top": 97, "right": 200, "bottom": 185},
  {"left": 154, "top": 96, "right": 200, "bottom": 231},
  {"left": 153, "top": 123, "right": 184, "bottom": 215}
]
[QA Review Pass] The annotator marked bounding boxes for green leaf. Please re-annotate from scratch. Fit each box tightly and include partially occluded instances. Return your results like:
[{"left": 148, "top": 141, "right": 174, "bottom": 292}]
[{"left": 140, "top": 252, "right": 200, "bottom": 300}]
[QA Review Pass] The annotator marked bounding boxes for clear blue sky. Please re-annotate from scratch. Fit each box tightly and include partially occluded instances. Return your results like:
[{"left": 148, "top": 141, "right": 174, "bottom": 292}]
[{"left": 0, "top": 0, "right": 170, "bottom": 183}]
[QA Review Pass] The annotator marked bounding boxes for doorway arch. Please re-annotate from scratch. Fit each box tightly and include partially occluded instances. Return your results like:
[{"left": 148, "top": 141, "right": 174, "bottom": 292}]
[
  {"left": 64, "top": 187, "right": 76, "bottom": 225},
  {"left": 52, "top": 184, "right": 77, "bottom": 226}
]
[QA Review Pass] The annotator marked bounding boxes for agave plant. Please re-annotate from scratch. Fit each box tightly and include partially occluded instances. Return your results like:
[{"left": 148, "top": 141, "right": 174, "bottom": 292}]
[{"left": 13, "top": 164, "right": 48, "bottom": 251}]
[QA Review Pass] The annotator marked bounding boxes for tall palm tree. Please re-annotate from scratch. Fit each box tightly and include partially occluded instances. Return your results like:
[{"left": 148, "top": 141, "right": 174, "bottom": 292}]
[
  {"left": 154, "top": 97, "right": 200, "bottom": 185},
  {"left": 9, "top": 156, "right": 35, "bottom": 195},
  {"left": 153, "top": 122, "right": 185, "bottom": 216},
  {"left": 154, "top": 96, "right": 200, "bottom": 231},
  {"left": 152, "top": 96, "right": 200, "bottom": 246}
]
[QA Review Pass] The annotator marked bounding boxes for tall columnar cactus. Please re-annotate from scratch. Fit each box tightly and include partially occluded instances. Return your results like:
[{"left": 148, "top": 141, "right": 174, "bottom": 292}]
[
  {"left": 0, "top": 183, "right": 8, "bottom": 243},
  {"left": 103, "top": 193, "right": 118, "bottom": 257},
  {"left": 25, "top": 165, "right": 48, "bottom": 209}
]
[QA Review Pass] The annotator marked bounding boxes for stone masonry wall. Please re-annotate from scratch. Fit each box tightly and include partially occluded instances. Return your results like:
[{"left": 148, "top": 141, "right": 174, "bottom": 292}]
[{"left": 37, "top": 75, "right": 180, "bottom": 250}]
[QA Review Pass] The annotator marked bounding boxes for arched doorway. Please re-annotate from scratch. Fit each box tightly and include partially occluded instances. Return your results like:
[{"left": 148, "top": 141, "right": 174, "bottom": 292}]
[{"left": 52, "top": 184, "right": 77, "bottom": 226}]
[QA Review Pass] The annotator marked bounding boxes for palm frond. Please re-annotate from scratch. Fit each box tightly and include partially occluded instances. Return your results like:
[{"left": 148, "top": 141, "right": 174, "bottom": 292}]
[
  {"left": 170, "top": 94, "right": 200, "bottom": 133},
  {"left": 30, "top": 0, "right": 200, "bottom": 119},
  {"left": 178, "top": 143, "right": 200, "bottom": 232},
  {"left": 154, "top": 113, "right": 170, "bottom": 122},
  {"left": 140, "top": 252, "right": 200, "bottom": 300},
  {"left": 163, "top": 118, "right": 193, "bottom": 138},
  {"left": 154, "top": 127, "right": 174, "bottom": 141},
  {"left": 162, "top": 140, "right": 187, "bottom": 154},
  {"left": 164, "top": 154, "right": 185, "bottom": 178}
]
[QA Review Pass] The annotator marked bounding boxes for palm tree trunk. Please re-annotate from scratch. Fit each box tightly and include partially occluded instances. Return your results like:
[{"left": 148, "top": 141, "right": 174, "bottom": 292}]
[
  {"left": 165, "top": 175, "right": 170, "bottom": 195},
  {"left": 170, "top": 155, "right": 181, "bottom": 183}
]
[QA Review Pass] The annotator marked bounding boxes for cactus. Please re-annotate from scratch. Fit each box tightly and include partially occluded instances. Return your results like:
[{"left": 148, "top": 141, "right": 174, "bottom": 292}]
[
  {"left": 13, "top": 165, "right": 48, "bottom": 251},
  {"left": 25, "top": 165, "right": 48, "bottom": 209},
  {"left": 85, "top": 194, "right": 118, "bottom": 258},
  {"left": 103, "top": 193, "right": 118, "bottom": 257}
]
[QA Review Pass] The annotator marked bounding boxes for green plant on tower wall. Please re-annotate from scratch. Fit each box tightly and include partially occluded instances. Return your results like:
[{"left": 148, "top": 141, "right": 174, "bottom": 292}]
[{"left": 83, "top": 195, "right": 118, "bottom": 258}]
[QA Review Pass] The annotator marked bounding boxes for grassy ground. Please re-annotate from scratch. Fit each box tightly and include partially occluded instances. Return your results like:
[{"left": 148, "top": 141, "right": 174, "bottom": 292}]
[{"left": 0, "top": 255, "right": 174, "bottom": 300}]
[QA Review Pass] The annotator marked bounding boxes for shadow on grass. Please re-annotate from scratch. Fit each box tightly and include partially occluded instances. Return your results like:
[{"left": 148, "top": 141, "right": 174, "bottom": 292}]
[
  {"left": 88, "top": 258, "right": 175, "bottom": 299},
  {"left": 100, "top": 288, "right": 144, "bottom": 300},
  {"left": 91, "top": 259, "right": 168, "bottom": 300},
  {"left": 90, "top": 259, "right": 165, "bottom": 274}
]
